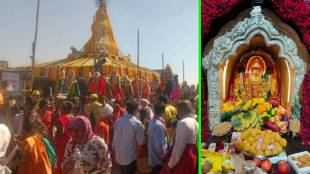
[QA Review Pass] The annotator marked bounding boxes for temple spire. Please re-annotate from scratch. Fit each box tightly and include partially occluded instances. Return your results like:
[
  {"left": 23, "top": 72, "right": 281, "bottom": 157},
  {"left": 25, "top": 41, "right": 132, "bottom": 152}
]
[
  {"left": 83, "top": 0, "right": 119, "bottom": 57},
  {"left": 99, "top": 0, "right": 106, "bottom": 8}
]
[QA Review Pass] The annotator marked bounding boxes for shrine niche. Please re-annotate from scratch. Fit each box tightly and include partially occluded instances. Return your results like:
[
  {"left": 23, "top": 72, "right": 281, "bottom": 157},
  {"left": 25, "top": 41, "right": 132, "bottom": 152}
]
[{"left": 202, "top": 6, "right": 309, "bottom": 128}]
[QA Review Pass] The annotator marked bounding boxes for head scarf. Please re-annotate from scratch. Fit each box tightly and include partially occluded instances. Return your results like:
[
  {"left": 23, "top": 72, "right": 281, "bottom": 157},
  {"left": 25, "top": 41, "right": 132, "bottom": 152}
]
[
  {"left": 140, "top": 99, "right": 150, "bottom": 105},
  {"left": 100, "top": 104, "right": 113, "bottom": 118},
  {"left": 68, "top": 116, "right": 94, "bottom": 145},
  {"left": 0, "top": 124, "right": 11, "bottom": 158}
]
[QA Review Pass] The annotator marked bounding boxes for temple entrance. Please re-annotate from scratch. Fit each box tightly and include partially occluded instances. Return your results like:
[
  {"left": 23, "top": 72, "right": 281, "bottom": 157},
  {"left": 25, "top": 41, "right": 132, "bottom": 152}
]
[{"left": 222, "top": 35, "right": 292, "bottom": 109}]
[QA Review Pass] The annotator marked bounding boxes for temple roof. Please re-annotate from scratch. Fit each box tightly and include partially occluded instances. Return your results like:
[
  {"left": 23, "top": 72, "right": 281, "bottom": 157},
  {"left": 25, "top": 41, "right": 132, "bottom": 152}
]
[{"left": 18, "top": 0, "right": 159, "bottom": 81}]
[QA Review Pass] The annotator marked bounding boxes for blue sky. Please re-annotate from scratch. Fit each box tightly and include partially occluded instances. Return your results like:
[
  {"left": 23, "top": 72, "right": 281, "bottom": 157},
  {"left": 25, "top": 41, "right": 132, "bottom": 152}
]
[{"left": 0, "top": 0, "right": 197, "bottom": 84}]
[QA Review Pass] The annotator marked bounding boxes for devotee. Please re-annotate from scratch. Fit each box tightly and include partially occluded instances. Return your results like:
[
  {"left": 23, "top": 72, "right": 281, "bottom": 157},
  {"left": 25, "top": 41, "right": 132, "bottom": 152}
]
[
  {"left": 112, "top": 100, "right": 125, "bottom": 123},
  {"left": 84, "top": 94, "right": 102, "bottom": 127},
  {"left": 94, "top": 103, "right": 113, "bottom": 146},
  {"left": 148, "top": 102, "right": 168, "bottom": 174},
  {"left": 16, "top": 116, "right": 52, "bottom": 174},
  {"left": 138, "top": 108, "right": 150, "bottom": 127},
  {"left": 113, "top": 99, "right": 145, "bottom": 174},
  {"left": 158, "top": 95, "right": 177, "bottom": 145},
  {"left": 139, "top": 99, "right": 154, "bottom": 119},
  {"left": 71, "top": 97, "right": 81, "bottom": 115},
  {"left": 54, "top": 101, "right": 74, "bottom": 174},
  {"left": 62, "top": 116, "right": 112, "bottom": 174},
  {"left": 14, "top": 96, "right": 37, "bottom": 135},
  {"left": 38, "top": 99, "right": 53, "bottom": 135},
  {"left": 137, "top": 108, "right": 151, "bottom": 174},
  {"left": 160, "top": 100, "right": 198, "bottom": 174}
]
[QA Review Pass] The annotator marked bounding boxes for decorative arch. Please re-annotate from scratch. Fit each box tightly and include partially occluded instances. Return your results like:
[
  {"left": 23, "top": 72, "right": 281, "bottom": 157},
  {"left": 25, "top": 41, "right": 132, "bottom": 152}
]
[{"left": 202, "top": 6, "right": 306, "bottom": 128}]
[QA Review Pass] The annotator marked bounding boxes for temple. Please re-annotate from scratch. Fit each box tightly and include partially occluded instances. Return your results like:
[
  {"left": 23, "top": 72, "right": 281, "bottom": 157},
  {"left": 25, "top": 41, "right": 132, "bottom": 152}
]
[{"left": 20, "top": 0, "right": 159, "bottom": 94}]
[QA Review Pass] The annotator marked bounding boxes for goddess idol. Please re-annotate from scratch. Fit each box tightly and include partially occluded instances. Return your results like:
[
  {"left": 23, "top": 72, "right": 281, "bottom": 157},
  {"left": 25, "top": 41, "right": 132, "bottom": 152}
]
[{"left": 229, "top": 52, "right": 280, "bottom": 102}]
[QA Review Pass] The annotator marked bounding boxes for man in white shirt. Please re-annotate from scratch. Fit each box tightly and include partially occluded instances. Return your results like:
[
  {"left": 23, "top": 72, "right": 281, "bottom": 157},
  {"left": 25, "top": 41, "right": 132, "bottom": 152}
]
[
  {"left": 113, "top": 99, "right": 145, "bottom": 174},
  {"left": 162, "top": 100, "right": 198, "bottom": 174}
]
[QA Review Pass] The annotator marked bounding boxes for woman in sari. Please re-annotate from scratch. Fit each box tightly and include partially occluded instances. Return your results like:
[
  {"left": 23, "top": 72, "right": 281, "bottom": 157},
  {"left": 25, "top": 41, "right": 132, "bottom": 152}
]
[
  {"left": 62, "top": 116, "right": 112, "bottom": 174},
  {"left": 16, "top": 116, "right": 52, "bottom": 174},
  {"left": 54, "top": 101, "right": 74, "bottom": 174},
  {"left": 94, "top": 103, "right": 113, "bottom": 146}
]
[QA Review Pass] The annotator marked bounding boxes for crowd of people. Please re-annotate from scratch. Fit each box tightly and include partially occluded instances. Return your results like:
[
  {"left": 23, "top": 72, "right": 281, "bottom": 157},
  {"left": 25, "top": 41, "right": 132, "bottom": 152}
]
[{"left": 0, "top": 89, "right": 198, "bottom": 174}]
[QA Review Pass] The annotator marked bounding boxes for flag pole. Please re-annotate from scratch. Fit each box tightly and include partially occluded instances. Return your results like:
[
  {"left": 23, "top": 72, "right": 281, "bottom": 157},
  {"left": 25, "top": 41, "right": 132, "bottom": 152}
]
[
  {"left": 137, "top": 29, "right": 140, "bottom": 78},
  {"left": 30, "top": 0, "right": 40, "bottom": 90},
  {"left": 137, "top": 29, "right": 141, "bottom": 97},
  {"left": 182, "top": 60, "right": 185, "bottom": 83},
  {"left": 162, "top": 53, "right": 164, "bottom": 70}
]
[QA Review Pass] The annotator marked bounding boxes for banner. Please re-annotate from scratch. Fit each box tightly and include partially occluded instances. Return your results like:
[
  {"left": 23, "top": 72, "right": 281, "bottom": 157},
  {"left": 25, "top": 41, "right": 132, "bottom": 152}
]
[{"left": 2, "top": 72, "right": 20, "bottom": 92}]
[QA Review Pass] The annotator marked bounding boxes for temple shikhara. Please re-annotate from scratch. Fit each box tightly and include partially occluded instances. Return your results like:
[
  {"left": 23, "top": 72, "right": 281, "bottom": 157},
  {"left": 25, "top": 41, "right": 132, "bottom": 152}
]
[
  {"left": 202, "top": 0, "right": 310, "bottom": 173},
  {"left": 20, "top": 0, "right": 160, "bottom": 100}
]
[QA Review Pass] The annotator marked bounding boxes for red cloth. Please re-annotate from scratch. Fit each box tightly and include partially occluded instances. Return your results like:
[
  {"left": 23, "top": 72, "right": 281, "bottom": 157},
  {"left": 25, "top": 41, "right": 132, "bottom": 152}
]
[
  {"left": 54, "top": 114, "right": 72, "bottom": 174},
  {"left": 142, "top": 89, "right": 150, "bottom": 99},
  {"left": 160, "top": 144, "right": 197, "bottom": 174},
  {"left": 97, "top": 75, "right": 106, "bottom": 97},
  {"left": 112, "top": 107, "right": 125, "bottom": 123},
  {"left": 113, "top": 87, "right": 122, "bottom": 102},
  {"left": 137, "top": 144, "right": 150, "bottom": 174},
  {"left": 132, "top": 79, "right": 140, "bottom": 97},
  {"left": 171, "top": 84, "right": 180, "bottom": 102},
  {"left": 142, "top": 81, "right": 151, "bottom": 99},
  {"left": 201, "top": 0, "right": 240, "bottom": 37},
  {"left": 88, "top": 76, "right": 97, "bottom": 94},
  {"left": 272, "top": 0, "right": 310, "bottom": 50},
  {"left": 41, "top": 111, "right": 53, "bottom": 130},
  {"left": 301, "top": 70, "right": 310, "bottom": 146},
  {"left": 94, "top": 118, "right": 110, "bottom": 145},
  {"left": 158, "top": 83, "right": 167, "bottom": 94}
]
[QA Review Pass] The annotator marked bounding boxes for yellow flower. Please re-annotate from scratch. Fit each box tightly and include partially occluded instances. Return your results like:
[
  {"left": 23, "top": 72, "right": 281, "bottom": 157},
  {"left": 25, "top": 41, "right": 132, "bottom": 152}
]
[
  {"left": 242, "top": 100, "right": 252, "bottom": 110},
  {"left": 223, "top": 103, "right": 234, "bottom": 112},
  {"left": 253, "top": 98, "right": 265, "bottom": 105},
  {"left": 210, "top": 156, "right": 223, "bottom": 172},
  {"left": 236, "top": 100, "right": 243, "bottom": 107}
]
